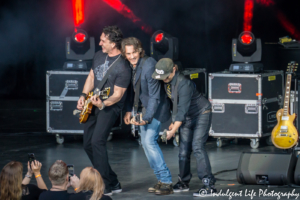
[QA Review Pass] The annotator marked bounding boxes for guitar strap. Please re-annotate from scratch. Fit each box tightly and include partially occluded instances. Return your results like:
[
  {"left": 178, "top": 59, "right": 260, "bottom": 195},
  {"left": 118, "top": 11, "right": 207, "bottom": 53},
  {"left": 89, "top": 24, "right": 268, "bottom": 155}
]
[
  {"left": 95, "top": 55, "right": 122, "bottom": 92},
  {"left": 133, "top": 56, "right": 148, "bottom": 113},
  {"left": 172, "top": 73, "right": 185, "bottom": 123}
]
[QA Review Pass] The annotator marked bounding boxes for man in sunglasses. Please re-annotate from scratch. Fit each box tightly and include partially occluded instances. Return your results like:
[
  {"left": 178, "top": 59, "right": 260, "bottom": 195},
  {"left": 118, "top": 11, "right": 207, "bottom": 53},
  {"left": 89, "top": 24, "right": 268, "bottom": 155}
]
[{"left": 152, "top": 58, "right": 217, "bottom": 197}]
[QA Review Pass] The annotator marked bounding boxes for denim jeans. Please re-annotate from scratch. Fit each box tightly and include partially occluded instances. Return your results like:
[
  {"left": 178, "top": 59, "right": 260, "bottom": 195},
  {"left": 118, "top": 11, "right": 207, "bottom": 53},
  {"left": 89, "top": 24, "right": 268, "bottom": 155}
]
[
  {"left": 178, "top": 106, "right": 215, "bottom": 183},
  {"left": 139, "top": 118, "right": 172, "bottom": 184}
]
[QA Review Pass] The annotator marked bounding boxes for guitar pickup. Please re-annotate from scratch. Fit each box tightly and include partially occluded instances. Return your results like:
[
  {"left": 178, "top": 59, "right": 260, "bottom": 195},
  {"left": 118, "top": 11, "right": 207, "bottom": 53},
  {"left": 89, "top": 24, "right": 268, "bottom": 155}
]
[
  {"left": 280, "top": 126, "right": 288, "bottom": 133},
  {"left": 279, "top": 134, "right": 288, "bottom": 136}
]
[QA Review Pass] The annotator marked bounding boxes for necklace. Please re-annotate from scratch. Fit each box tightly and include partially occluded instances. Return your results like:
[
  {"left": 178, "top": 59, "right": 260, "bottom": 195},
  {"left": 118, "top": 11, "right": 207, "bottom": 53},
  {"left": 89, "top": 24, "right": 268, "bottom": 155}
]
[{"left": 102, "top": 54, "right": 121, "bottom": 78}]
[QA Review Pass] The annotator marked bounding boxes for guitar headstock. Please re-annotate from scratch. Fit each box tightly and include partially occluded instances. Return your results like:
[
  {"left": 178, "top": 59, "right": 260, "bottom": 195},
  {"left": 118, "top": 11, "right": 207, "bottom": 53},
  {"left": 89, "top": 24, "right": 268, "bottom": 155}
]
[{"left": 287, "top": 61, "right": 298, "bottom": 74}]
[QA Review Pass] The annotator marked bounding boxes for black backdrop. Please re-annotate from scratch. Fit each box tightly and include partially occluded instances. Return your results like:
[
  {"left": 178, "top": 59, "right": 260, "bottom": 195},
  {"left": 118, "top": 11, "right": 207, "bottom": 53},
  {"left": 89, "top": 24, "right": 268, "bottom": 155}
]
[{"left": 0, "top": 0, "right": 300, "bottom": 99}]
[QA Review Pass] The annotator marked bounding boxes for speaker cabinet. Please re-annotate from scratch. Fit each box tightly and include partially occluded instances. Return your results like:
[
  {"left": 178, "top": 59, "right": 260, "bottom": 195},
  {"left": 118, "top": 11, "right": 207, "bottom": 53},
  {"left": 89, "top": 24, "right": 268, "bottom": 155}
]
[
  {"left": 295, "top": 156, "right": 300, "bottom": 185},
  {"left": 237, "top": 152, "right": 298, "bottom": 185}
]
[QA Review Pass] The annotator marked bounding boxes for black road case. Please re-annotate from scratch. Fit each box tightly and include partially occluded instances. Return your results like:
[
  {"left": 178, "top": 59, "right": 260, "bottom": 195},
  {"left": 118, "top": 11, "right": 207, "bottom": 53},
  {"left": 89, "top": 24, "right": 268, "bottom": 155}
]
[
  {"left": 208, "top": 70, "right": 284, "bottom": 148},
  {"left": 46, "top": 71, "right": 122, "bottom": 144}
]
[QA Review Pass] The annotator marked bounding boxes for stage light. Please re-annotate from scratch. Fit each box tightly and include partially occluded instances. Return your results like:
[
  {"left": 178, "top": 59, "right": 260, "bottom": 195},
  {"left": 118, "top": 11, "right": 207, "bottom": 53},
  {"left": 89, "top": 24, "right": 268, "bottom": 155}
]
[
  {"left": 230, "top": 31, "right": 263, "bottom": 72},
  {"left": 232, "top": 31, "right": 261, "bottom": 62},
  {"left": 155, "top": 33, "right": 164, "bottom": 43},
  {"left": 151, "top": 30, "right": 178, "bottom": 61},
  {"left": 64, "top": 29, "right": 95, "bottom": 70},
  {"left": 74, "top": 32, "right": 87, "bottom": 43},
  {"left": 72, "top": 0, "right": 84, "bottom": 27},
  {"left": 240, "top": 32, "right": 254, "bottom": 45}
]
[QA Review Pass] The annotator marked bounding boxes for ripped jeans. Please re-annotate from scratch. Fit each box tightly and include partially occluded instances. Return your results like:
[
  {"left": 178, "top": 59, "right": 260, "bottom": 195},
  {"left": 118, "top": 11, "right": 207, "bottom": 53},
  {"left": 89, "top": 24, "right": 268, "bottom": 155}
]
[{"left": 178, "top": 105, "right": 215, "bottom": 183}]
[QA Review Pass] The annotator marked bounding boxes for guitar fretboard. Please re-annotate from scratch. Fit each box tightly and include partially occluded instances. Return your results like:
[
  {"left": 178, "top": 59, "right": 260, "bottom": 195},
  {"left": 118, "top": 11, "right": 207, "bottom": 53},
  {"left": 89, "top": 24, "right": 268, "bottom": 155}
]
[{"left": 283, "top": 74, "right": 291, "bottom": 116}]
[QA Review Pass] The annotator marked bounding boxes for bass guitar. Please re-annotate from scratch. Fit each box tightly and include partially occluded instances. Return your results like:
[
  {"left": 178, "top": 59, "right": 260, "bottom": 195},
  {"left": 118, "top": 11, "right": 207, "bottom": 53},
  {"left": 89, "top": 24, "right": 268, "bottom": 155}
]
[
  {"left": 271, "top": 61, "right": 299, "bottom": 149},
  {"left": 73, "top": 87, "right": 110, "bottom": 123}
]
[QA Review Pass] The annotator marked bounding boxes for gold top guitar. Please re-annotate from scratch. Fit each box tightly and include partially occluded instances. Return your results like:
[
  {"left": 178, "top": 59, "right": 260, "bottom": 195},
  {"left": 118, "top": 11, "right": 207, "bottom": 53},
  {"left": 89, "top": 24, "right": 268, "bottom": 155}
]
[
  {"left": 73, "top": 87, "right": 110, "bottom": 123},
  {"left": 271, "top": 61, "right": 299, "bottom": 149}
]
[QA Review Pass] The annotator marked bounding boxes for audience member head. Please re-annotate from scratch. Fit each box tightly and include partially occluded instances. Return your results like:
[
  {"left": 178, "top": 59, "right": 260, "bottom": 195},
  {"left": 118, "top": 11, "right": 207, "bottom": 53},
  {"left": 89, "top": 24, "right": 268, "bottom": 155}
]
[
  {"left": 48, "top": 160, "right": 69, "bottom": 188},
  {"left": 77, "top": 167, "right": 104, "bottom": 200},
  {"left": 0, "top": 161, "right": 23, "bottom": 200}
]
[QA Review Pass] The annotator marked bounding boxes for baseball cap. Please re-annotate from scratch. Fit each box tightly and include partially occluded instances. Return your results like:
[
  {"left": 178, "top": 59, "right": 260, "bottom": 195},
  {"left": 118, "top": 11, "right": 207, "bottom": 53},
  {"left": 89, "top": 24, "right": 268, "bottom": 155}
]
[{"left": 152, "top": 58, "right": 174, "bottom": 80}]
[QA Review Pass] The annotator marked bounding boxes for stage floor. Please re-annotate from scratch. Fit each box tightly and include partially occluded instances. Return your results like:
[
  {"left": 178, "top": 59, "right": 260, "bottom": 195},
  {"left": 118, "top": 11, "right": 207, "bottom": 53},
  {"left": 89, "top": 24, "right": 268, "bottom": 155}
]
[
  {"left": 0, "top": 100, "right": 299, "bottom": 200},
  {"left": 0, "top": 133, "right": 299, "bottom": 200}
]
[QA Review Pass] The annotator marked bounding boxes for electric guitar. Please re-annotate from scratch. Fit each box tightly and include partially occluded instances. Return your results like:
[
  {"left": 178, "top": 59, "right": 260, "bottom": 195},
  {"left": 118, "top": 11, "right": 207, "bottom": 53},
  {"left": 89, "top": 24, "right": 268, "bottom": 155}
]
[
  {"left": 73, "top": 87, "right": 110, "bottom": 123},
  {"left": 271, "top": 61, "right": 299, "bottom": 149}
]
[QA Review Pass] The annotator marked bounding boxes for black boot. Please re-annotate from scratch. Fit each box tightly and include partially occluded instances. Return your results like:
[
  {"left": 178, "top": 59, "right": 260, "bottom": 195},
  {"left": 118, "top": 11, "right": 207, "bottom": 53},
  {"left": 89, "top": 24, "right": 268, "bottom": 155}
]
[
  {"left": 173, "top": 180, "right": 189, "bottom": 192},
  {"left": 193, "top": 177, "right": 217, "bottom": 197},
  {"left": 111, "top": 182, "right": 122, "bottom": 193}
]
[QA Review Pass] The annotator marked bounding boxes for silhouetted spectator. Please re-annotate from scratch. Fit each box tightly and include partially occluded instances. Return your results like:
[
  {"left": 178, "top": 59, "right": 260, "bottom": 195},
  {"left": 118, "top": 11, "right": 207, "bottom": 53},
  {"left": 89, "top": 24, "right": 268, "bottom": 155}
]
[
  {"left": 0, "top": 160, "right": 47, "bottom": 200},
  {"left": 38, "top": 160, "right": 70, "bottom": 200},
  {"left": 70, "top": 167, "right": 112, "bottom": 200}
]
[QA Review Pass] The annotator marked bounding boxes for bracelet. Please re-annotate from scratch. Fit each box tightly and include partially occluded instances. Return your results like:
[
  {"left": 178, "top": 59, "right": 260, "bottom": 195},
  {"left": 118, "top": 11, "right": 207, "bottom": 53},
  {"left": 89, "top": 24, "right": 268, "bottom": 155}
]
[
  {"left": 74, "top": 188, "right": 78, "bottom": 191},
  {"left": 80, "top": 93, "right": 87, "bottom": 98},
  {"left": 98, "top": 102, "right": 106, "bottom": 110},
  {"left": 35, "top": 174, "right": 41, "bottom": 178},
  {"left": 25, "top": 174, "right": 32, "bottom": 178}
]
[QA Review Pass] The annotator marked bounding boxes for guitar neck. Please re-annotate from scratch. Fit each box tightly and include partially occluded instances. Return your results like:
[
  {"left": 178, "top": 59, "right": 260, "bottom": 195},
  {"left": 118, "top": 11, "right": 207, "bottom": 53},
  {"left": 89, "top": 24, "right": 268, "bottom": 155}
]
[{"left": 283, "top": 74, "right": 292, "bottom": 116}]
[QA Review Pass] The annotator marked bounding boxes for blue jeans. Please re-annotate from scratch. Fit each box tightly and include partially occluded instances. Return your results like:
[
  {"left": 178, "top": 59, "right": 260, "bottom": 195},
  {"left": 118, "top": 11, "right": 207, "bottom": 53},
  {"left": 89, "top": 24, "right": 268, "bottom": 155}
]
[
  {"left": 179, "top": 106, "right": 215, "bottom": 183},
  {"left": 139, "top": 118, "right": 172, "bottom": 184}
]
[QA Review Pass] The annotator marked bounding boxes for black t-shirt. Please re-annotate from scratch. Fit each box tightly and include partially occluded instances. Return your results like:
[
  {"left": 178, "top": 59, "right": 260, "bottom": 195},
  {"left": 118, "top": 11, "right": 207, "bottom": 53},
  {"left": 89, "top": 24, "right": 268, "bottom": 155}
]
[
  {"left": 38, "top": 190, "right": 70, "bottom": 200},
  {"left": 21, "top": 184, "right": 46, "bottom": 200},
  {"left": 92, "top": 51, "right": 131, "bottom": 113},
  {"left": 70, "top": 191, "right": 112, "bottom": 200}
]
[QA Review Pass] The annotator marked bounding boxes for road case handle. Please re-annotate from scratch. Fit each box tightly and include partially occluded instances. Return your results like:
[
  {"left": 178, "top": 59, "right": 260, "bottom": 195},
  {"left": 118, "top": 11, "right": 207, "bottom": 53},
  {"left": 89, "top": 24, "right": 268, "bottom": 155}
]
[
  {"left": 245, "top": 104, "right": 258, "bottom": 114},
  {"left": 212, "top": 103, "right": 225, "bottom": 113},
  {"left": 228, "top": 83, "right": 242, "bottom": 93},
  {"left": 50, "top": 101, "right": 63, "bottom": 111}
]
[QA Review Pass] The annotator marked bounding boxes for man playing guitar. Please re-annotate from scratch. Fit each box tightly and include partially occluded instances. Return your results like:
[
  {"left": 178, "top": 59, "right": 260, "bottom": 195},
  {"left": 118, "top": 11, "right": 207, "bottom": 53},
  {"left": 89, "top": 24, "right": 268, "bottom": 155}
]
[{"left": 77, "top": 26, "right": 131, "bottom": 196}]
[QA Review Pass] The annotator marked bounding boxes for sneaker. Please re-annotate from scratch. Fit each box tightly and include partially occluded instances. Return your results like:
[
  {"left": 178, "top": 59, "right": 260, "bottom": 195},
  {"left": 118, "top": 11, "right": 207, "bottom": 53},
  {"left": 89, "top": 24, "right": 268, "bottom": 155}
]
[
  {"left": 104, "top": 188, "right": 112, "bottom": 196},
  {"left": 193, "top": 178, "right": 217, "bottom": 197},
  {"left": 111, "top": 182, "right": 122, "bottom": 193},
  {"left": 173, "top": 181, "right": 189, "bottom": 192},
  {"left": 148, "top": 181, "right": 162, "bottom": 193},
  {"left": 155, "top": 183, "right": 174, "bottom": 195}
]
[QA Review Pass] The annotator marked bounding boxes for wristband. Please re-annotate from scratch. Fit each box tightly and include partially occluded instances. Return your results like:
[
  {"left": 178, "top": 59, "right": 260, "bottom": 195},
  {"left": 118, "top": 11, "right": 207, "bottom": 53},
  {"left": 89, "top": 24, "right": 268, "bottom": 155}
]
[
  {"left": 25, "top": 174, "right": 32, "bottom": 178},
  {"left": 80, "top": 93, "right": 87, "bottom": 98},
  {"left": 35, "top": 174, "right": 41, "bottom": 178},
  {"left": 98, "top": 102, "right": 106, "bottom": 110}
]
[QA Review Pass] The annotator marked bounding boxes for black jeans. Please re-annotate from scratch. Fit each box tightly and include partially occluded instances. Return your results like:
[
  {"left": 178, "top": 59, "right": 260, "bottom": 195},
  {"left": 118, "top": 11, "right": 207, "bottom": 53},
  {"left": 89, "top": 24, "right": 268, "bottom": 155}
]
[
  {"left": 178, "top": 106, "right": 215, "bottom": 183},
  {"left": 83, "top": 106, "right": 119, "bottom": 189}
]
